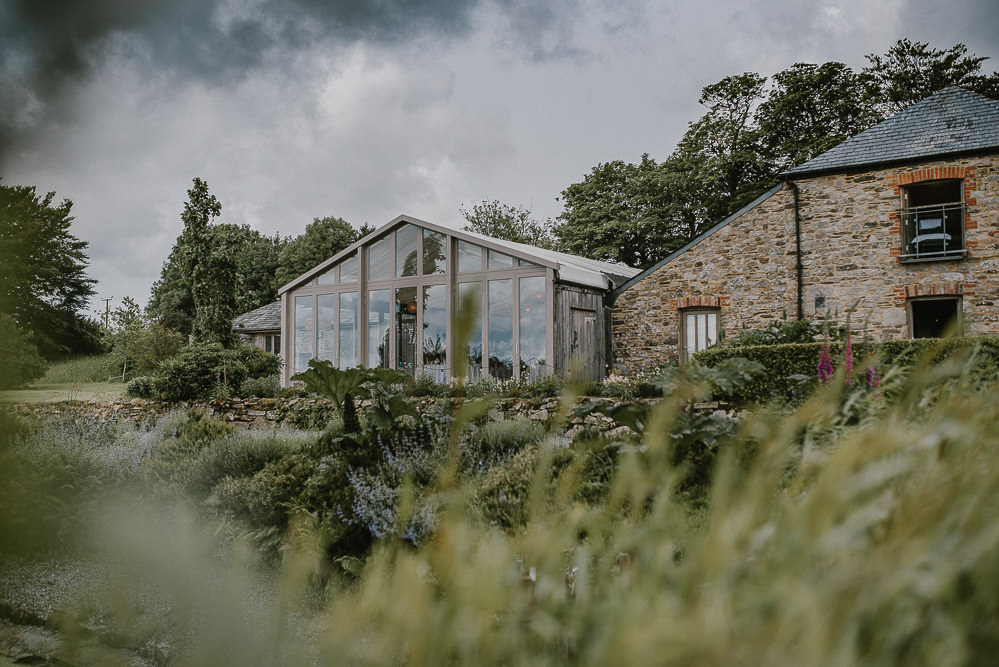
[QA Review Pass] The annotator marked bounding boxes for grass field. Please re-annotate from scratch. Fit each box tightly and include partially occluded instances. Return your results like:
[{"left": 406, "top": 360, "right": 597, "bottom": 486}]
[{"left": 0, "top": 354, "right": 126, "bottom": 404}]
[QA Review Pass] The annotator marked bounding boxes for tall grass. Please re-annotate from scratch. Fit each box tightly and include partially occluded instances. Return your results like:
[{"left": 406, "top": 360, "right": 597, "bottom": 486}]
[
  {"left": 36, "top": 353, "right": 119, "bottom": 384},
  {"left": 3, "top": 345, "right": 999, "bottom": 665}
]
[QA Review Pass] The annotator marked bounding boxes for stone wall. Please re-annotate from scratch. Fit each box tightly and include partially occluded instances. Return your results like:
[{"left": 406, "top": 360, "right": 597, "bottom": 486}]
[
  {"left": 611, "top": 153, "right": 999, "bottom": 375},
  {"left": 612, "top": 187, "right": 797, "bottom": 374},
  {"left": 798, "top": 156, "right": 999, "bottom": 338}
]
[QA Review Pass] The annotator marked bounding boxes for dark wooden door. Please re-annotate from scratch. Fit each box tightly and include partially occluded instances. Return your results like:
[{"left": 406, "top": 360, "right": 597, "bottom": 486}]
[{"left": 570, "top": 307, "right": 601, "bottom": 382}]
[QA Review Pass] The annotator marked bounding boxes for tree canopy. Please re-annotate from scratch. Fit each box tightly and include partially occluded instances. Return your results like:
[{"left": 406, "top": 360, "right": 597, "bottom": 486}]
[
  {"left": 460, "top": 200, "right": 555, "bottom": 249},
  {"left": 149, "top": 193, "right": 369, "bottom": 337},
  {"left": 554, "top": 39, "right": 999, "bottom": 269},
  {"left": 0, "top": 180, "right": 101, "bottom": 357},
  {"left": 273, "top": 216, "right": 369, "bottom": 290}
]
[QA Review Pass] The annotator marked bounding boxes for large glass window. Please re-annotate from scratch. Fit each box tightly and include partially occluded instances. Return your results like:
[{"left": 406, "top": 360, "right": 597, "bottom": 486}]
[
  {"left": 488, "top": 249, "right": 514, "bottom": 270},
  {"left": 317, "top": 266, "right": 336, "bottom": 285},
  {"left": 488, "top": 279, "right": 513, "bottom": 379},
  {"left": 294, "top": 295, "right": 313, "bottom": 374},
  {"left": 458, "top": 240, "right": 482, "bottom": 273},
  {"left": 339, "top": 292, "right": 358, "bottom": 369},
  {"left": 396, "top": 286, "right": 418, "bottom": 377},
  {"left": 423, "top": 284, "right": 447, "bottom": 381},
  {"left": 519, "top": 277, "right": 546, "bottom": 380},
  {"left": 368, "top": 289, "right": 391, "bottom": 368},
  {"left": 423, "top": 229, "right": 446, "bottom": 274},
  {"left": 458, "top": 282, "right": 482, "bottom": 380},
  {"left": 340, "top": 255, "right": 358, "bottom": 282},
  {"left": 317, "top": 294, "right": 335, "bottom": 363},
  {"left": 369, "top": 237, "right": 392, "bottom": 281},
  {"left": 396, "top": 225, "right": 419, "bottom": 278}
]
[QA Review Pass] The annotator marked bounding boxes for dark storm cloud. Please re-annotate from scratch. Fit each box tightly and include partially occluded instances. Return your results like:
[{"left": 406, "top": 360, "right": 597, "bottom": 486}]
[{"left": 0, "top": 0, "right": 488, "bottom": 158}]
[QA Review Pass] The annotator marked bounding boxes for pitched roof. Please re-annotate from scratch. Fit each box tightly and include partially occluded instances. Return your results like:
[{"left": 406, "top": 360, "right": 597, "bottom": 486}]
[
  {"left": 278, "top": 214, "right": 641, "bottom": 294},
  {"left": 233, "top": 300, "right": 281, "bottom": 332},
  {"left": 784, "top": 87, "right": 999, "bottom": 177}
]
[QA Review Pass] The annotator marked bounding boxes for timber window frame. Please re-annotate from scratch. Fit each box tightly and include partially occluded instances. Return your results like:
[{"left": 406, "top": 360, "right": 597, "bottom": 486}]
[
  {"left": 899, "top": 179, "right": 966, "bottom": 262},
  {"left": 679, "top": 308, "right": 719, "bottom": 363},
  {"left": 908, "top": 296, "right": 962, "bottom": 339}
]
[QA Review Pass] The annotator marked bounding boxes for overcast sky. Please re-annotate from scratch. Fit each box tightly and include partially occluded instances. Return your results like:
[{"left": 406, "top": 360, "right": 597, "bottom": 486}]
[{"left": 2, "top": 0, "right": 997, "bottom": 317}]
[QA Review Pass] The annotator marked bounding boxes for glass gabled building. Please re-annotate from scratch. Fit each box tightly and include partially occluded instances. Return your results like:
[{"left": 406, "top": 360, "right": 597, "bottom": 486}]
[{"left": 278, "top": 215, "right": 639, "bottom": 385}]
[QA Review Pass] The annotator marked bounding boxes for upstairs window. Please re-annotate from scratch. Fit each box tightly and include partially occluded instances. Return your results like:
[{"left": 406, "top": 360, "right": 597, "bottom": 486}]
[{"left": 900, "top": 180, "right": 965, "bottom": 261}]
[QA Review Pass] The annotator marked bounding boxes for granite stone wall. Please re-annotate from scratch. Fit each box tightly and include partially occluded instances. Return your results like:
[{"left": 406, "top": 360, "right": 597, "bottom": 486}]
[{"left": 611, "top": 154, "right": 999, "bottom": 375}]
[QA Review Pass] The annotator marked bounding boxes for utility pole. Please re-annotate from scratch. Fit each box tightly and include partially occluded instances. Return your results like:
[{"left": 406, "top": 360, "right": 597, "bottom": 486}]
[{"left": 102, "top": 297, "right": 113, "bottom": 330}]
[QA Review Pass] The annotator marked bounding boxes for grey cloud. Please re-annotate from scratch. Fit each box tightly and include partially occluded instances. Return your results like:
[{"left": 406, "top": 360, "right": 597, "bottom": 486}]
[{"left": 0, "top": 0, "right": 484, "bottom": 159}]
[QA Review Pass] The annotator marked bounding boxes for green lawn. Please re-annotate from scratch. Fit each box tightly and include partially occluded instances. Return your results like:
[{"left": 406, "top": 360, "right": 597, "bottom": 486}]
[
  {"left": 0, "top": 380, "right": 128, "bottom": 404},
  {"left": 1, "top": 354, "right": 127, "bottom": 404}
]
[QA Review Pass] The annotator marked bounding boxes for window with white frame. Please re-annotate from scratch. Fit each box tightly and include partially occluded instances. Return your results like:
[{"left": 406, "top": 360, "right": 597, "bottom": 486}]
[{"left": 680, "top": 309, "right": 718, "bottom": 362}]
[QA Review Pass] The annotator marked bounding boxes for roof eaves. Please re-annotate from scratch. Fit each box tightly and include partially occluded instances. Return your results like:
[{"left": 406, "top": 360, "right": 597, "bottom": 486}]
[
  {"left": 610, "top": 184, "right": 783, "bottom": 300},
  {"left": 780, "top": 145, "right": 999, "bottom": 180}
]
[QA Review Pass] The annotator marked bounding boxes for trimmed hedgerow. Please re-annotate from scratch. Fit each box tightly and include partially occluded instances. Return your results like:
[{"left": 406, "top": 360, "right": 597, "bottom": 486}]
[{"left": 692, "top": 336, "right": 999, "bottom": 405}]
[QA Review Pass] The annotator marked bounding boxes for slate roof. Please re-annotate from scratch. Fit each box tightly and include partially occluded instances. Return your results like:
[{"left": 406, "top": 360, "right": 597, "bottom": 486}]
[
  {"left": 233, "top": 300, "right": 281, "bottom": 332},
  {"left": 784, "top": 87, "right": 999, "bottom": 177}
]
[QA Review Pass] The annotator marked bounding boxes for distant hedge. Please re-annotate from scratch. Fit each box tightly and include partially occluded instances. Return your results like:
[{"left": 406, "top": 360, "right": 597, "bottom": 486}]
[{"left": 692, "top": 336, "right": 999, "bottom": 404}]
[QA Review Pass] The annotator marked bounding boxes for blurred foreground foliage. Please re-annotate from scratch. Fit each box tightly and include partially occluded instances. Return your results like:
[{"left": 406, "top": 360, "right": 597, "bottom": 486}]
[{"left": 2, "top": 340, "right": 999, "bottom": 665}]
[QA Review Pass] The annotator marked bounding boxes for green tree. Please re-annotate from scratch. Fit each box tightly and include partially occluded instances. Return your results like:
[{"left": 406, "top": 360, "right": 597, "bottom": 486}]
[
  {"left": 177, "top": 178, "right": 240, "bottom": 347},
  {"left": 273, "top": 216, "right": 366, "bottom": 289},
  {"left": 863, "top": 39, "right": 999, "bottom": 115},
  {"left": 757, "top": 62, "right": 881, "bottom": 172},
  {"left": 0, "top": 313, "right": 47, "bottom": 389},
  {"left": 460, "top": 200, "right": 555, "bottom": 249},
  {"left": 149, "top": 212, "right": 284, "bottom": 337},
  {"left": 0, "top": 180, "right": 100, "bottom": 357},
  {"left": 554, "top": 157, "right": 673, "bottom": 267},
  {"left": 554, "top": 40, "right": 998, "bottom": 269}
]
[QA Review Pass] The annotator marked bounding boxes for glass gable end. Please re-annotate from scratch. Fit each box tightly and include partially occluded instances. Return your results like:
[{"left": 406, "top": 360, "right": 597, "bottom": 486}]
[{"left": 285, "top": 221, "right": 552, "bottom": 384}]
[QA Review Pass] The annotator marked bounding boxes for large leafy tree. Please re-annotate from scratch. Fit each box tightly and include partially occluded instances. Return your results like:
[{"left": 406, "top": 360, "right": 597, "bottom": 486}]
[
  {"left": 554, "top": 156, "right": 687, "bottom": 267},
  {"left": 0, "top": 180, "right": 100, "bottom": 357},
  {"left": 149, "top": 219, "right": 284, "bottom": 337},
  {"left": 555, "top": 40, "right": 998, "bottom": 268},
  {"left": 864, "top": 39, "right": 999, "bottom": 115},
  {"left": 273, "top": 216, "right": 368, "bottom": 290},
  {"left": 757, "top": 62, "right": 881, "bottom": 173},
  {"left": 460, "top": 200, "right": 555, "bottom": 249}
]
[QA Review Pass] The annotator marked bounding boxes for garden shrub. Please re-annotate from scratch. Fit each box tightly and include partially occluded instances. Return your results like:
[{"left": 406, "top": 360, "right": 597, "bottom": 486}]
[
  {"left": 144, "top": 409, "right": 234, "bottom": 493},
  {"left": 126, "top": 375, "right": 156, "bottom": 398},
  {"left": 721, "top": 318, "right": 828, "bottom": 347},
  {"left": 0, "top": 313, "right": 47, "bottom": 389},
  {"left": 188, "top": 430, "right": 306, "bottom": 498},
  {"left": 692, "top": 336, "right": 999, "bottom": 405},
  {"left": 468, "top": 446, "right": 541, "bottom": 531},
  {"left": 240, "top": 374, "right": 281, "bottom": 398},
  {"left": 461, "top": 418, "right": 544, "bottom": 473},
  {"left": 153, "top": 342, "right": 256, "bottom": 401},
  {"left": 111, "top": 322, "right": 185, "bottom": 379}
]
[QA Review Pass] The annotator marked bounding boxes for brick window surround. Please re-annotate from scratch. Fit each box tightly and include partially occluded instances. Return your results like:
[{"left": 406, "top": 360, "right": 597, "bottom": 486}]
[{"left": 889, "top": 167, "right": 979, "bottom": 262}]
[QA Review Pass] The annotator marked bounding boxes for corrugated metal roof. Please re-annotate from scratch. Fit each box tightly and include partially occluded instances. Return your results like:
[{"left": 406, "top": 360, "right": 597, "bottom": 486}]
[
  {"left": 232, "top": 300, "right": 281, "bottom": 332},
  {"left": 784, "top": 87, "right": 999, "bottom": 177}
]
